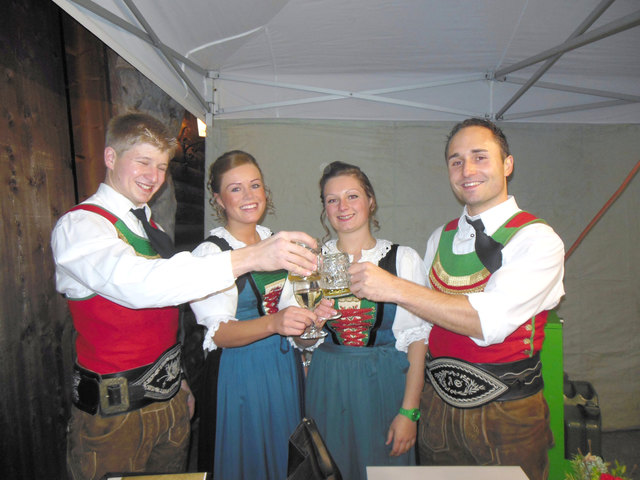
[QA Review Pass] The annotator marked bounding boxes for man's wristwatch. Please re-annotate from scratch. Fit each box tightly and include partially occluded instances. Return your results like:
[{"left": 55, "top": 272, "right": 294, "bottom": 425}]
[{"left": 398, "top": 407, "right": 421, "bottom": 422}]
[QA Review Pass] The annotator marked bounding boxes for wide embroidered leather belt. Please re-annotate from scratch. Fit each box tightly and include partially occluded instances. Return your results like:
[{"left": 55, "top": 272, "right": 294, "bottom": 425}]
[
  {"left": 425, "top": 352, "right": 543, "bottom": 409},
  {"left": 72, "top": 343, "right": 182, "bottom": 416}
]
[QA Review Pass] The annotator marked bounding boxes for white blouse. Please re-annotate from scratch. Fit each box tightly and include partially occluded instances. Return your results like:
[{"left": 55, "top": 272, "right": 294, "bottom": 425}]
[{"left": 190, "top": 225, "right": 274, "bottom": 351}]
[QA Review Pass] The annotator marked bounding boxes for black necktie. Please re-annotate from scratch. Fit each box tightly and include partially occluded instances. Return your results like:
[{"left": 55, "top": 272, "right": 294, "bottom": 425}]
[
  {"left": 131, "top": 208, "right": 176, "bottom": 259},
  {"left": 465, "top": 216, "right": 503, "bottom": 274}
]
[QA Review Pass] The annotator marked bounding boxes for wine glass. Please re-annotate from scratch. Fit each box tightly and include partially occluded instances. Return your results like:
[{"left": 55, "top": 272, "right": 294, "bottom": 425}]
[{"left": 292, "top": 274, "right": 328, "bottom": 339}]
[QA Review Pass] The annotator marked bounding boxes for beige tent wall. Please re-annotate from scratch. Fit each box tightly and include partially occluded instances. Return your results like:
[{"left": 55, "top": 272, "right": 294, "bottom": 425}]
[{"left": 205, "top": 119, "right": 640, "bottom": 431}]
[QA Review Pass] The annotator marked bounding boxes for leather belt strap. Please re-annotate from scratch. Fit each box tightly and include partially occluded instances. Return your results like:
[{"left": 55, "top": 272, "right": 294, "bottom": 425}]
[
  {"left": 72, "top": 344, "right": 182, "bottom": 416},
  {"left": 425, "top": 352, "right": 543, "bottom": 409}
]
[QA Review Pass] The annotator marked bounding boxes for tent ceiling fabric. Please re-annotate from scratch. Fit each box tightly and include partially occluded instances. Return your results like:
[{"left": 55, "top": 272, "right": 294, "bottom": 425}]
[{"left": 53, "top": 0, "right": 640, "bottom": 123}]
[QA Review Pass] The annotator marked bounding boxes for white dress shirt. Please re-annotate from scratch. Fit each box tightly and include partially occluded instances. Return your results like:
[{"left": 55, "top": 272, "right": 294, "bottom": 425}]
[
  {"left": 423, "top": 196, "right": 565, "bottom": 346},
  {"left": 51, "top": 183, "right": 236, "bottom": 309}
]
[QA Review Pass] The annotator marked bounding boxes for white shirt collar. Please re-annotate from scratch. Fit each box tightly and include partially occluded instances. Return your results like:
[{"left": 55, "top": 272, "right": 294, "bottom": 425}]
[
  {"left": 460, "top": 196, "right": 520, "bottom": 236},
  {"left": 323, "top": 238, "right": 392, "bottom": 264},
  {"left": 89, "top": 183, "right": 150, "bottom": 222},
  {"left": 207, "top": 225, "right": 273, "bottom": 249}
]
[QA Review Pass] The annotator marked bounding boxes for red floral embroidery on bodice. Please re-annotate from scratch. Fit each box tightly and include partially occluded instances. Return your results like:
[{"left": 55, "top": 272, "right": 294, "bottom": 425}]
[
  {"left": 263, "top": 287, "right": 282, "bottom": 315},
  {"left": 330, "top": 307, "right": 375, "bottom": 346}
]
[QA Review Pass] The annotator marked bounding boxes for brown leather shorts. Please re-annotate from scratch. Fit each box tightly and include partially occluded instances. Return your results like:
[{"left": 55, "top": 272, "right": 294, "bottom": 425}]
[
  {"left": 67, "top": 388, "right": 190, "bottom": 480},
  {"left": 418, "top": 383, "right": 554, "bottom": 480}
]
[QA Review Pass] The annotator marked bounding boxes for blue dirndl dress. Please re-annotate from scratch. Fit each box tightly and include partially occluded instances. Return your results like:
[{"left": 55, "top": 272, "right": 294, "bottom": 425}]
[
  {"left": 212, "top": 271, "right": 303, "bottom": 480},
  {"left": 305, "top": 243, "right": 416, "bottom": 480}
]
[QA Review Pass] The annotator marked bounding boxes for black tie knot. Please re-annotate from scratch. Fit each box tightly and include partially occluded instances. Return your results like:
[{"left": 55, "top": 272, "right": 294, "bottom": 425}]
[
  {"left": 465, "top": 216, "right": 503, "bottom": 274},
  {"left": 131, "top": 207, "right": 176, "bottom": 259}
]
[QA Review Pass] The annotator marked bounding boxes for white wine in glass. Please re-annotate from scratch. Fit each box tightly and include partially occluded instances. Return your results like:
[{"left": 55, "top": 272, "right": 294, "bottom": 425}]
[
  {"left": 294, "top": 285, "right": 323, "bottom": 310},
  {"left": 320, "top": 252, "right": 351, "bottom": 298},
  {"left": 322, "top": 286, "right": 351, "bottom": 299},
  {"left": 292, "top": 275, "right": 328, "bottom": 340}
]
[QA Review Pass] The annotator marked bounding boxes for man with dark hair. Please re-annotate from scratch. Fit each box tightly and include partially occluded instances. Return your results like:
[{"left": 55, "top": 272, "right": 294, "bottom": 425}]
[
  {"left": 349, "top": 118, "right": 565, "bottom": 479},
  {"left": 52, "top": 112, "right": 321, "bottom": 480}
]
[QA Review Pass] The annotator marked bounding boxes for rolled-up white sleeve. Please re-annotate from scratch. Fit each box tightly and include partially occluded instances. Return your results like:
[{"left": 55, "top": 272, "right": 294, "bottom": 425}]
[
  {"left": 392, "top": 246, "right": 431, "bottom": 352},
  {"left": 51, "top": 209, "right": 236, "bottom": 309},
  {"left": 468, "top": 223, "right": 565, "bottom": 346},
  {"left": 189, "top": 240, "right": 239, "bottom": 351}
]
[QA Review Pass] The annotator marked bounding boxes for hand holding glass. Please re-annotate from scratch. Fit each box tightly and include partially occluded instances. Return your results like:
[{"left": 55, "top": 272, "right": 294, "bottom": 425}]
[
  {"left": 289, "top": 241, "right": 328, "bottom": 340},
  {"left": 291, "top": 274, "right": 328, "bottom": 339},
  {"left": 319, "top": 252, "right": 351, "bottom": 298}
]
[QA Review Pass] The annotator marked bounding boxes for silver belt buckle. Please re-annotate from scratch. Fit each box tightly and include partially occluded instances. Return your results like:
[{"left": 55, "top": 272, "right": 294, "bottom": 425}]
[{"left": 99, "top": 377, "right": 130, "bottom": 415}]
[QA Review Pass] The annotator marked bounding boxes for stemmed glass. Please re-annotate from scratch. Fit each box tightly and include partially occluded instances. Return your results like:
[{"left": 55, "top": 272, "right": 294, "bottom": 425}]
[
  {"left": 292, "top": 273, "right": 328, "bottom": 340},
  {"left": 290, "top": 242, "right": 328, "bottom": 340}
]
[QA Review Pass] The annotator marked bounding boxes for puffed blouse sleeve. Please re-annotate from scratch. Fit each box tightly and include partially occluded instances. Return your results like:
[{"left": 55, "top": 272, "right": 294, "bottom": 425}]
[
  {"left": 189, "top": 240, "right": 238, "bottom": 352},
  {"left": 392, "top": 245, "right": 430, "bottom": 352}
]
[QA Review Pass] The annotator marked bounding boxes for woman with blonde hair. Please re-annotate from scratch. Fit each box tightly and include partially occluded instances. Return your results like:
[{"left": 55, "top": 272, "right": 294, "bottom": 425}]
[{"left": 191, "top": 150, "right": 322, "bottom": 479}]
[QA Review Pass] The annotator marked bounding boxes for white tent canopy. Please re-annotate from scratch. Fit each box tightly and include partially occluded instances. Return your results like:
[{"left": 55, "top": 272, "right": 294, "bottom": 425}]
[{"left": 53, "top": 0, "right": 640, "bottom": 124}]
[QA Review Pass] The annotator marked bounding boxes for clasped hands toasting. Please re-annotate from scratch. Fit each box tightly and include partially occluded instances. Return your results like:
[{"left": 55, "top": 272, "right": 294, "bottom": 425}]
[
  {"left": 254, "top": 237, "right": 354, "bottom": 342},
  {"left": 240, "top": 232, "right": 385, "bottom": 342}
]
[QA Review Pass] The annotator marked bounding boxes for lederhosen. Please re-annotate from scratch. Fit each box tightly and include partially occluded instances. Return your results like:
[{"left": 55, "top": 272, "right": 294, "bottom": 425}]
[
  {"left": 426, "top": 211, "right": 550, "bottom": 408},
  {"left": 67, "top": 204, "right": 182, "bottom": 416}
]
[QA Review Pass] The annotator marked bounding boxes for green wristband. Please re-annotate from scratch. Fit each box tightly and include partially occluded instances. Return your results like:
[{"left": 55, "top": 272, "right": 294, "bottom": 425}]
[{"left": 398, "top": 407, "right": 420, "bottom": 422}]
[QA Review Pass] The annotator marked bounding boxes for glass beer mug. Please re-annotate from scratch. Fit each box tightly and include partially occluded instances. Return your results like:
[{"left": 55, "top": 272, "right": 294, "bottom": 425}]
[{"left": 319, "top": 252, "right": 351, "bottom": 299}]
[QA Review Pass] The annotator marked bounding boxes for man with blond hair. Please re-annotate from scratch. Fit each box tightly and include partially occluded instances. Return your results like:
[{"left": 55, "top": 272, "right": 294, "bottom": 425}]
[{"left": 52, "top": 112, "right": 321, "bottom": 479}]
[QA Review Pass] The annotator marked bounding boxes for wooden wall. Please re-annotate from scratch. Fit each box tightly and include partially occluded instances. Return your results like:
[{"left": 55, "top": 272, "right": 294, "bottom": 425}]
[
  {"left": 62, "top": 12, "right": 113, "bottom": 202},
  {"left": 1, "top": 2, "right": 205, "bottom": 477},
  {"left": 1, "top": 1, "right": 77, "bottom": 477},
  {"left": 173, "top": 114, "right": 205, "bottom": 251}
]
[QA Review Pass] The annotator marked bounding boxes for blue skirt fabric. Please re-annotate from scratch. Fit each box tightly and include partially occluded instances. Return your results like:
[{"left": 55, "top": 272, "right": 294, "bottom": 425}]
[
  {"left": 214, "top": 334, "right": 302, "bottom": 480},
  {"left": 305, "top": 341, "right": 414, "bottom": 480}
]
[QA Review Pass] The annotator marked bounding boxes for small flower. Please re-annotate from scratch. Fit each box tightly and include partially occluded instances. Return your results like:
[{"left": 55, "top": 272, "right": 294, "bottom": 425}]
[{"left": 565, "top": 452, "right": 631, "bottom": 480}]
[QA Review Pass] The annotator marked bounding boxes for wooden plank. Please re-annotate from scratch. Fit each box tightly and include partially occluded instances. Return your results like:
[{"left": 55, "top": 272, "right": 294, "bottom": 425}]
[
  {"left": 63, "top": 13, "right": 112, "bottom": 201},
  {"left": 171, "top": 162, "right": 207, "bottom": 186},
  {"left": 0, "top": 4, "right": 206, "bottom": 478},
  {"left": 174, "top": 181, "right": 205, "bottom": 205},
  {"left": 177, "top": 203, "right": 205, "bottom": 225},
  {"left": 0, "top": 1, "right": 77, "bottom": 478}
]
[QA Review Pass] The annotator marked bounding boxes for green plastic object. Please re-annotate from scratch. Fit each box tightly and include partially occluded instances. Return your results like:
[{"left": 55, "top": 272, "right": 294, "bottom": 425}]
[{"left": 541, "top": 310, "right": 571, "bottom": 479}]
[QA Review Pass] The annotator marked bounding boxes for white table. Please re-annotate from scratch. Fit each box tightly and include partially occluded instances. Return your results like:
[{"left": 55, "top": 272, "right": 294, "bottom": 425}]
[{"left": 367, "top": 465, "right": 528, "bottom": 479}]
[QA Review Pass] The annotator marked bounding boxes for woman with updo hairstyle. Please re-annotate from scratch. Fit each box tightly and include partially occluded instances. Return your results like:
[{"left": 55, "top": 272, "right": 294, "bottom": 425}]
[
  {"left": 190, "top": 150, "right": 317, "bottom": 480},
  {"left": 306, "top": 161, "right": 429, "bottom": 479}
]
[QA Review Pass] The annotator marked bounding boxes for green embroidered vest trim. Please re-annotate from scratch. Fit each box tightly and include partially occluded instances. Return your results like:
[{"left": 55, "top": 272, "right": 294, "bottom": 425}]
[
  {"left": 249, "top": 270, "right": 287, "bottom": 315},
  {"left": 69, "top": 204, "right": 160, "bottom": 259},
  {"left": 429, "top": 211, "right": 544, "bottom": 295}
]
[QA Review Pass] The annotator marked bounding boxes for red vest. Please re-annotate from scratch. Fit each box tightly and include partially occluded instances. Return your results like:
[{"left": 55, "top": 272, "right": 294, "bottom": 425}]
[
  {"left": 67, "top": 204, "right": 179, "bottom": 374},
  {"left": 428, "top": 212, "right": 548, "bottom": 363}
]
